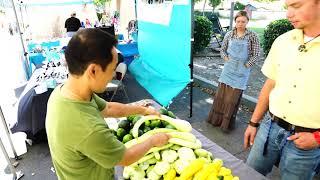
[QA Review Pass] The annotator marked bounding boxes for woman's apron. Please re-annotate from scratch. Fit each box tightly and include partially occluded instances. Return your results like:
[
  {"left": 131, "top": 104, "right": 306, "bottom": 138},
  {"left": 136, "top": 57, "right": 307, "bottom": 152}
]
[{"left": 218, "top": 38, "right": 251, "bottom": 90}]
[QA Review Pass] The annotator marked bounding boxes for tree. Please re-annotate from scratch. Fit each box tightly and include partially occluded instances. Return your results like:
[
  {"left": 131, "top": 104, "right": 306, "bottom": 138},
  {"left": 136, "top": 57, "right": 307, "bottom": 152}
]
[
  {"left": 208, "top": 0, "right": 221, "bottom": 10},
  {"left": 93, "top": 0, "right": 109, "bottom": 6}
]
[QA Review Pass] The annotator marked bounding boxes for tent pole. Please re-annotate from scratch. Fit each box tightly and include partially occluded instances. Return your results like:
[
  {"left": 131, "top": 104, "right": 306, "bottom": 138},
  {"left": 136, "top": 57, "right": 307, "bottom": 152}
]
[
  {"left": 0, "top": 137, "right": 17, "bottom": 179},
  {"left": 18, "top": 1, "right": 25, "bottom": 31},
  {"left": 202, "top": 0, "right": 207, "bottom": 16},
  {"left": 229, "top": 1, "right": 235, "bottom": 30},
  {"left": 134, "top": 0, "right": 138, "bottom": 21},
  {"left": 0, "top": 137, "right": 24, "bottom": 180},
  {"left": 189, "top": 0, "right": 194, "bottom": 118},
  {"left": 10, "top": 0, "right": 30, "bottom": 79},
  {"left": 0, "top": 106, "right": 20, "bottom": 160}
]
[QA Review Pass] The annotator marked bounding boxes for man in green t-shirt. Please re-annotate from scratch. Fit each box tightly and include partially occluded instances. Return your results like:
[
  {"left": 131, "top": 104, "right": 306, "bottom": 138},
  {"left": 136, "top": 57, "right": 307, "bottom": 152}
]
[{"left": 46, "top": 28, "right": 170, "bottom": 180}]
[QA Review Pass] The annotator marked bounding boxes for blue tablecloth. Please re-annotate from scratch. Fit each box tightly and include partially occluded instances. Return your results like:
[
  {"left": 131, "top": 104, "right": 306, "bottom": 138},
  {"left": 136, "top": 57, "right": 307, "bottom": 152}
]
[
  {"left": 29, "top": 53, "right": 46, "bottom": 67},
  {"left": 117, "top": 42, "right": 138, "bottom": 65},
  {"left": 116, "top": 42, "right": 138, "bottom": 58}
]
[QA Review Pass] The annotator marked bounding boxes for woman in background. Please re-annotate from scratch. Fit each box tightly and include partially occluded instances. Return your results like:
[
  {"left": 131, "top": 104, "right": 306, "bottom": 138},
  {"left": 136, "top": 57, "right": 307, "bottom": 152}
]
[{"left": 207, "top": 11, "right": 260, "bottom": 132}]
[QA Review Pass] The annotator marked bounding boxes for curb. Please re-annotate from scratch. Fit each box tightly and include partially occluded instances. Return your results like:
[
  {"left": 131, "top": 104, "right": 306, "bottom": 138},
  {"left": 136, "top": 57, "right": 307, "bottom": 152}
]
[{"left": 194, "top": 74, "right": 258, "bottom": 111}]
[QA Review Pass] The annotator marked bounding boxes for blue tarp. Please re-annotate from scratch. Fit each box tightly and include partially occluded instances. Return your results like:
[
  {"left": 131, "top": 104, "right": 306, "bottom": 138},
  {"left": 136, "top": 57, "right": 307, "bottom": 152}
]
[{"left": 129, "top": 2, "right": 191, "bottom": 106}]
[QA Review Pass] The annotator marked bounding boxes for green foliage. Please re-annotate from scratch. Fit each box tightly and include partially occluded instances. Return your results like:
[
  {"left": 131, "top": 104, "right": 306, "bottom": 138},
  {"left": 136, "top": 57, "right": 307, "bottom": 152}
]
[
  {"left": 194, "top": 10, "right": 219, "bottom": 21},
  {"left": 194, "top": 15, "right": 213, "bottom": 52},
  {"left": 263, "top": 19, "right": 294, "bottom": 55},
  {"left": 255, "top": 0, "right": 277, "bottom": 2},
  {"left": 208, "top": 0, "right": 221, "bottom": 10},
  {"left": 234, "top": 1, "right": 245, "bottom": 10},
  {"left": 93, "top": 0, "right": 108, "bottom": 6},
  {"left": 97, "top": 13, "right": 102, "bottom": 21}
]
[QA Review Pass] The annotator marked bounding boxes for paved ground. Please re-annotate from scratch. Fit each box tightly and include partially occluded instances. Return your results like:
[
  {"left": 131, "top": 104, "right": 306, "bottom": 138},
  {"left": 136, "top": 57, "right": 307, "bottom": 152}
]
[{"left": 193, "top": 47, "right": 267, "bottom": 99}]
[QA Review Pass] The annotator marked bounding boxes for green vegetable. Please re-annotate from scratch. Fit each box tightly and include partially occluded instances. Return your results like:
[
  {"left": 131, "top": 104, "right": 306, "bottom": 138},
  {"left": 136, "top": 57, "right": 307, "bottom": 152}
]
[
  {"left": 130, "top": 167, "right": 145, "bottom": 180},
  {"left": 207, "top": 151, "right": 213, "bottom": 162},
  {"left": 194, "top": 149, "right": 209, "bottom": 157},
  {"left": 116, "top": 128, "right": 127, "bottom": 139},
  {"left": 165, "top": 124, "right": 176, "bottom": 130},
  {"left": 144, "top": 120, "right": 151, "bottom": 127},
  {"left": 177, "top": 147, "right": 196, "bottom": 162},
  {"left": 132, "top": 115, "right": 192, "bottom": 138},
  {"left": 154, "top": 151, "right": 161, "bottom": 160},
  {"left": 147, "top": 170, "right": 161, "bottom": 180},
  {"left": 161, "top": 149, "right": 178, "bottom": 163},
  {"left": 132, "top": 129, "right": 144, "bottom": 137},
  {"left": 146, "top": 158, "right": 158, "bottom": 165},
  {"left": 167, "top": 111, "right": 176, "bottom": 118},
  {"left": 154, "top": 161, "right": 170, "bottom": 175},
  {"left": 146, "top": 165, "right": 155, "bottom": 174},
  {"left": 150, "top": 120, "right": 161, "bottom": 129},
  {"left": 174, "top": 159, "right": 190, "bottom": 174},
  {"left": 147, "top": 143, "right": 173, "bottom": 154},
  {"left": 132, "top": 116, "right": 141, "bottom": 125},
  {"left": 218, "top": 175, "right": 224, "bottom": 180},
  {"left": 143, "top": 126, "right": 151, "bottom": 133},
  {"left": 169, "top": 138, "right": 202, "bottom": 149},
  {"left": 159, "top": 108, "right": 169, "bottom": 115},
  {"left": 170, "top": 145, "right": 181, "bottom": 151},
  {"left": 123, "top": 166, "right": 135, "bottom": 179},
  {"left": 131, "top": 153, "right": 155, "bottom": 167},
  {"left": 118, "top": 120, "right": 131, "bottom": 131},
  {"left": 139, "top": 162, "right": 149, "bottom": 171},
  {"left": 162, "top": 121, "right": 170, "bottom": 127},
  {"left": 125, "top": 128, "right": 177, "bottom": 148},
  {"left": 127, "top": 115, "right": 138, "bottom": 121},
  {"left": 167, "top": 132, "right": 196, "bottom": 142},
  {"left": 122, "top": 134, "right": 133, "bottom": 143}
]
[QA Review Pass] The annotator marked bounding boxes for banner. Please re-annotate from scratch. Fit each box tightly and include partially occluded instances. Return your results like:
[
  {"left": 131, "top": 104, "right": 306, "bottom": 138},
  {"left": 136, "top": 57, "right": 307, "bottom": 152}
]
[{"left": 129, "top": 0, "right": 191, "bottom": 106}]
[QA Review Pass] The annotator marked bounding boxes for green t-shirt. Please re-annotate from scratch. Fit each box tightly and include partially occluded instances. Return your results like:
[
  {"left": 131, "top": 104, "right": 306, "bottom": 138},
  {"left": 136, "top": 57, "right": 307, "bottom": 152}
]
[{"left": 46, "top": 86, "right": 125, "bottom": 180}]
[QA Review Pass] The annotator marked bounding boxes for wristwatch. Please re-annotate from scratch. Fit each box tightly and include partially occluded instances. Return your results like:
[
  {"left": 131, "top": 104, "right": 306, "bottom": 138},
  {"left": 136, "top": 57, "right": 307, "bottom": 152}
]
[{"left": 248, "top": 121, "right": 260, "bottom": 128}]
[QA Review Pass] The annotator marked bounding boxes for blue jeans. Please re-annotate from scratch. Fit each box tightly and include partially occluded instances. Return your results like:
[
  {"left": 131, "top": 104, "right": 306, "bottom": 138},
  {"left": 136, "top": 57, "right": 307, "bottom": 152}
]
[{"left": 246, "top": 115, "right": 320, "bottom": 180}]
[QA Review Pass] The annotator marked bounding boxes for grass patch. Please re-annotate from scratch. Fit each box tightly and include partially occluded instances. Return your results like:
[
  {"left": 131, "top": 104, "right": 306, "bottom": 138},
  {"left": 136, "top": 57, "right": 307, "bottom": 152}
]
[{"left": 249, "top": 27, "right": 264, "bottom": 42}]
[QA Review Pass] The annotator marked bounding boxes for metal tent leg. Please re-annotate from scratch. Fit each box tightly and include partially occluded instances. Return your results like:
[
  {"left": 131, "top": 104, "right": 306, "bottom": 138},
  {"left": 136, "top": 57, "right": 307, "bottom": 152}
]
[
  {"left": 0, "top": 106, "right": 20, "bottom": 160},
  {"left": 0, "top": 138, "right": 24, "bottom": 180}
]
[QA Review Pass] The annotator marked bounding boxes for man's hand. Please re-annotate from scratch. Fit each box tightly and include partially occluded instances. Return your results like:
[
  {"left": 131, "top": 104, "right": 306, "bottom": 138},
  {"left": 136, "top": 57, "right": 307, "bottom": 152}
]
[
  {"left": 287, "top": 132, "right": 319, "bottom": 150},
  {"left": 150, "top": 133, "right": 171, "bottom": 147},
  {"left": 224, "top": 56, "right": 229, "bottom": 61},
  {"left": 244, "top": 63, "right": 250, "bottom": 68},
  {"left": 244, "top": 125, "right": 258, "bottom": 149},
  {"left": 143, "top": 107, "right": 160, "bottom": 116}
]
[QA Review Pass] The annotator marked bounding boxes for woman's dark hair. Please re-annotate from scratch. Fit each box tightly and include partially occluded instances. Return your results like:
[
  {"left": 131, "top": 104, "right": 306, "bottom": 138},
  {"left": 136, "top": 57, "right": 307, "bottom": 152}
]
[
  {"left": 65, "top": 28, "right": 117, "bottom": 75},
  {"left": 234, "top": 10, "right": 249, "bottom": 21}
]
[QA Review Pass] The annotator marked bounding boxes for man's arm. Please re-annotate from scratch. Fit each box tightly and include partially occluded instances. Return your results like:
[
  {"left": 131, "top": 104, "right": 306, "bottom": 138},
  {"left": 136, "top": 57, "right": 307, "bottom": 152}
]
[
  {"left": 101, "top": 102, "right": 159, "bottom": 118},
  {"left": 244, "top": 78, "right": 275, "bottom": 149},
  {"left": 118, "top": 133, "right": 170, "bottom": 166},
  {"left": 65, "top": 19, "right": 68, "bottom": 28},
  {"left": 77, "top": 19, "right": 82, "bottom": 28},
  {"left": 250, "top": 78, "right": 275, "bottom": 123}
]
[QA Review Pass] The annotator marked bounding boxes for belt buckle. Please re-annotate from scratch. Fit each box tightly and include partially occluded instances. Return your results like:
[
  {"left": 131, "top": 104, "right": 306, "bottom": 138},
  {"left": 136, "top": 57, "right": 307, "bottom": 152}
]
[{"left": 290, "top": 125, "right": 296, "bottom": 133}]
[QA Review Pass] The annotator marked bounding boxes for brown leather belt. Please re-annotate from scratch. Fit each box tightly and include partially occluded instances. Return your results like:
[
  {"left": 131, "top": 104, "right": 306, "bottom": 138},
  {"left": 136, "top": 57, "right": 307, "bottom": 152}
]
[{"left": 269, "top": 111, "right": 319, "bottom": 133}]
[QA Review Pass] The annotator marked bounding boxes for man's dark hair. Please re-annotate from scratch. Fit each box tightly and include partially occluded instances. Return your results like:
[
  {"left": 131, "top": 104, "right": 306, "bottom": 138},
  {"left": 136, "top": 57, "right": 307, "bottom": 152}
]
[{"left": 65, "top": 28, "right": 117, "bottom": 75}]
